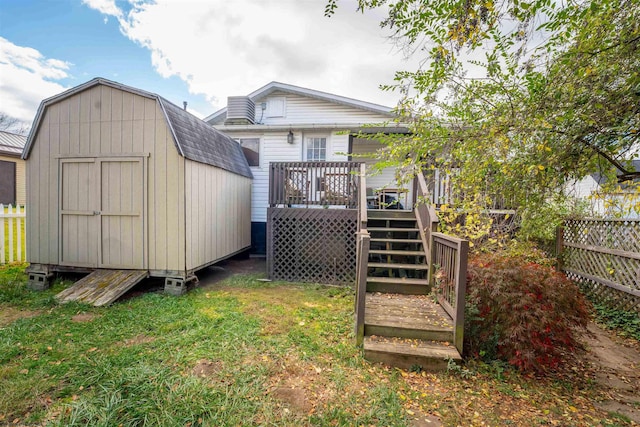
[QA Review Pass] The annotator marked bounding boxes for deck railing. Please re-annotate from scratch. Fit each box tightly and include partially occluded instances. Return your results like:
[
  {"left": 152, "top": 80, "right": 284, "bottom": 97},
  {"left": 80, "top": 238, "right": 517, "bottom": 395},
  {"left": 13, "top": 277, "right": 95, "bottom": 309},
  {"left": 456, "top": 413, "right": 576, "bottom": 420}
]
[
  {"left": 269, "top": 161, "right": 362, "bottom": 208},
  {"left": 1, "top": 204, "right": 26, "bottom": 264},
  {"left": 354, "top": 163, "right": 369, "bottom": 346},
  {"left": 415, "top": 172, "right": 440, "bottom": 283},
  {"left": 430, "top": 233, "right": 469, "bottom": 354}
]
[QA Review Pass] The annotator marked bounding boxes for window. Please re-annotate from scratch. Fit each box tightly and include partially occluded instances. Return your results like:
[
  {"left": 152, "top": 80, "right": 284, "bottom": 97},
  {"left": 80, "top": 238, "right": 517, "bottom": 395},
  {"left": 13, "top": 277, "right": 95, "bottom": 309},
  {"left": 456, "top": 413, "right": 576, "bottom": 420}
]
[
  {"left": 306, "top": 137, "right": 327, "bottom": 161},
  {"left": 239, "top": 138, "right": 260, "bottom": 167}
]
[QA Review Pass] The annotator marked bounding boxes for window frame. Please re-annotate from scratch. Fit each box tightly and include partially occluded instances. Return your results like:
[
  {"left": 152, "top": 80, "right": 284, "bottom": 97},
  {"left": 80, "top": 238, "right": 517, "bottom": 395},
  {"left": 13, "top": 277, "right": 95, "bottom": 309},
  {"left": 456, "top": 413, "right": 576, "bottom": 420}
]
[
  {"left": 237, "top": 137, "right": 261, "bottom": 167},
  {"left": 305, "top": 136, "right": 328, "bottom": 162}
]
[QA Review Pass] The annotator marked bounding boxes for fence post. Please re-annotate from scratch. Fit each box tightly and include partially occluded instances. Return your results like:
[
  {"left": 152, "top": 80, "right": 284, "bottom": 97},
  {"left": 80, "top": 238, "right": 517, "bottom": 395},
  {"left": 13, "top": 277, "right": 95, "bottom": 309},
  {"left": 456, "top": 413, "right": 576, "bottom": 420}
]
[{"left": 555, "top": 225, "right": 564, "bottom": 271}]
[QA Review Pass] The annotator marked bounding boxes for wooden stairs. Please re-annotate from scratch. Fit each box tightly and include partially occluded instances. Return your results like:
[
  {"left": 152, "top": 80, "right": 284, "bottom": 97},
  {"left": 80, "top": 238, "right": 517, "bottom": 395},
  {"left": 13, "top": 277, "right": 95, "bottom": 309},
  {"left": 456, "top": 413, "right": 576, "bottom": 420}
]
[{"left": 361, "top": 210, "right": 462, "bottom": 371}]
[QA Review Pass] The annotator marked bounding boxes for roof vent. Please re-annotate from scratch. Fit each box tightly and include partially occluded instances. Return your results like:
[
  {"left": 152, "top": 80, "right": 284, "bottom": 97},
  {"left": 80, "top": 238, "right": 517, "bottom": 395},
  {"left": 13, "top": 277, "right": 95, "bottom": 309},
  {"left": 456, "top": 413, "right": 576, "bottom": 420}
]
[{"left": 225, "top": 96, "right": 255, "bottom": 125}]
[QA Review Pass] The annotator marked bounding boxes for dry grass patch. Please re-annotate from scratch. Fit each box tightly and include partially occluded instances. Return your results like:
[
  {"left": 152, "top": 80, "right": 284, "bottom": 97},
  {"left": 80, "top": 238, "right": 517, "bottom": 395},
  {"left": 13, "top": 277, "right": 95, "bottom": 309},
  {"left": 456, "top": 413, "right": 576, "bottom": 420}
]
[
  {"left": 121, "top": 334, "right": 156, "bottom": 347},
  {"left": 70, "top": 313, "right": 98, "bottom": 323},
  {"left": 0, "top": 305, "right": 40, "bottom": 327}
]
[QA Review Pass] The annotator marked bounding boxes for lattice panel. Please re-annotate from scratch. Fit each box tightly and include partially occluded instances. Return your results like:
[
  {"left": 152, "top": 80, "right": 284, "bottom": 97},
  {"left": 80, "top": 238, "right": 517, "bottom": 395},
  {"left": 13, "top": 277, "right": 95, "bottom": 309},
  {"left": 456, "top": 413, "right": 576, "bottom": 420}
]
[
  {"left": 561, "top": 219, "right": 640, "bottom": 314},
  {"left": 568, "top": 272, "right": 640, "bottom": 315},
  {"left": 267, "top": 208, "right": 357, "bottom": 285},
  {"left": 563, "top": 219, "right": 640, "bottom": 253}
]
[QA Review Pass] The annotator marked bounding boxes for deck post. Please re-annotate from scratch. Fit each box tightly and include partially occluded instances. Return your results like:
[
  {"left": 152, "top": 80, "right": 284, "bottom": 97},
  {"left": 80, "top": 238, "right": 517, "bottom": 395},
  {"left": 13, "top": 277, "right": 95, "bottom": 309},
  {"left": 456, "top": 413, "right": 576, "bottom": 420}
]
[{"left": 354, "top": 231, "right": 370, "bottom": 346}]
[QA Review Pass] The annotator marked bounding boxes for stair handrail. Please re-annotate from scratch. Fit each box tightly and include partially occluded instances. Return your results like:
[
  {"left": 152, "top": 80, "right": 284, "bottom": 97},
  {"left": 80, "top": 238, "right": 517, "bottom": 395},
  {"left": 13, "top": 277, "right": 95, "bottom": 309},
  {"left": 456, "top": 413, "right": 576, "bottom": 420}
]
[
  {"left": 414, "top": 171, "right": 440, "bottom": 285},
  {"left": 354, "top": 163, "right": 370, "bottom": 345},
  {"left": 430, "top": 232, "right": 468, "bottom": 355}
]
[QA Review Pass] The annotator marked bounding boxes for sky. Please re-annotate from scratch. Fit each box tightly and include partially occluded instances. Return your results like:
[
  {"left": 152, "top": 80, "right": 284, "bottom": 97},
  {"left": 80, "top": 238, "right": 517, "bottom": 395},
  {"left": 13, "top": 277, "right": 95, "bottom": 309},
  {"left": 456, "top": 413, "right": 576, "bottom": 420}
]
[{"left": 0, "top": 0, "right": 422, "bottom": 130}]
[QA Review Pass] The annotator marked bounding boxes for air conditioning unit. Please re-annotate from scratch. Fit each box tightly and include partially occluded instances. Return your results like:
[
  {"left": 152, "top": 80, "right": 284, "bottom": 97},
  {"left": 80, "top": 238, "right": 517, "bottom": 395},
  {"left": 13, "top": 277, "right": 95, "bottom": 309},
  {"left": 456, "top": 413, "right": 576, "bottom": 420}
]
[{"left": 225, "top": 96, "right": 255, "bottom": 125}]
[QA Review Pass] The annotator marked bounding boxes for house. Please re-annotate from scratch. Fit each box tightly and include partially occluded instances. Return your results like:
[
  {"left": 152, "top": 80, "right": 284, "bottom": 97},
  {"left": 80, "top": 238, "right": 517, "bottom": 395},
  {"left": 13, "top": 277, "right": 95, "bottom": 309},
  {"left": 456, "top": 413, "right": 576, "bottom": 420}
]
[
  {"left": 205, "top": 81, "right": 411, "bottom": 256},
  {"left": 567, "top": 160, "right": 640, "bottom": 219},
  {"left": 0, "top": 130, "right": 26, "bottom": 205},
  {"left": 22, "top": 78, "right": 253, "bottom": 301}
]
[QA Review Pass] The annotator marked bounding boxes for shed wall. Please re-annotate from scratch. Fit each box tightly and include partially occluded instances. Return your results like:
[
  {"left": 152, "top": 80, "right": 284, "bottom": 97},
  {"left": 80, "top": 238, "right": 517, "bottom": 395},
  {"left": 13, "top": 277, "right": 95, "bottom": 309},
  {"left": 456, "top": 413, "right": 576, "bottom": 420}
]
[
  {"left": 26, "top": 85, "right": 186, "bottom": 273},
  {"left": 184, "top": 160, "right": 252, "bottom": 271},
  {"left": 0, "top": 155, "right": 25, "bottom": 205}
]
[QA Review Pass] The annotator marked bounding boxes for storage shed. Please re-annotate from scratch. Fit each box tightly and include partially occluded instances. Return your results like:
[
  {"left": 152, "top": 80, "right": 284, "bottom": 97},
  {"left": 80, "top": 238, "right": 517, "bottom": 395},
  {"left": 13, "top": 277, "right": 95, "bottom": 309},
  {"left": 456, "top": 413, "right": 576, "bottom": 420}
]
[{"left": 22, "top": 78, "right": 252, "bottom": 300}]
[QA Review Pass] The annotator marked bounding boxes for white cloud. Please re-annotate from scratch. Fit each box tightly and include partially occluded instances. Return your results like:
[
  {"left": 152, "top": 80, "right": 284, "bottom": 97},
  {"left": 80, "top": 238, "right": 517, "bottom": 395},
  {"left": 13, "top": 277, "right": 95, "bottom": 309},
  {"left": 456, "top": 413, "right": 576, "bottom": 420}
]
[
  {"left": 83, "top": 0, "right": 419, "bottom": 112},
  {"left": 0, "top": 37, "right": 70, "bottom": 123},
  {"left": 81, "top": 0, "right": 122, "bottom": 18}
]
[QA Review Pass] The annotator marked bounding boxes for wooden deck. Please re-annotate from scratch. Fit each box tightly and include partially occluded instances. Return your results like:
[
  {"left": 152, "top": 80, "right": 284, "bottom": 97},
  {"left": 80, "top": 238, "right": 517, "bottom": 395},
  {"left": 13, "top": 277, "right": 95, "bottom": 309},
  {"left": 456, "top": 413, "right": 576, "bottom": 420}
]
[
  {"left": 56, "top": 269, "right": 148, "bottom": 306},
  {"left": 363, "top": 293, "right": 461, "bottom": 370}
]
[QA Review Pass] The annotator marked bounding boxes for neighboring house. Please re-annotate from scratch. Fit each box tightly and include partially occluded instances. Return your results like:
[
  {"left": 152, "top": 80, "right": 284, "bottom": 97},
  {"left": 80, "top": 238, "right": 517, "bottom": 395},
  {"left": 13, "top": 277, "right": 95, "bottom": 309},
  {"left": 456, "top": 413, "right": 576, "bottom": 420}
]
[
  {"left": 568, "top": 160, "right": 640, "bottom": 219},
  {"left": 23, "top": 78, "right": 252, "bottom": 299},
  {"left": 0, "top": 130, "right": 26, "bottom": 205},
  {"left": 205, "top": 81, "right": 409, "bottom": 254}
]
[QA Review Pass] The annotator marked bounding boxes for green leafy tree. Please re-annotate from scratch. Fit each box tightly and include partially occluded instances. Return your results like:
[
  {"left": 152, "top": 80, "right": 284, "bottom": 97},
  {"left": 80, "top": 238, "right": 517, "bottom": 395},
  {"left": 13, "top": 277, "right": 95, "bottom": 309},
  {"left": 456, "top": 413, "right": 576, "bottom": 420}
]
[{"left": 327, "top": 0, "right": 640, "bottom": 243}]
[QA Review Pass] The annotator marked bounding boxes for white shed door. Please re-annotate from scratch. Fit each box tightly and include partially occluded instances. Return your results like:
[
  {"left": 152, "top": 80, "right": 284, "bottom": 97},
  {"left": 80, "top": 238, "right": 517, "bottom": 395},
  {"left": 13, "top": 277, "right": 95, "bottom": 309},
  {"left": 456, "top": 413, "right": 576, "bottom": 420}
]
[{"left": 60, "top": 158, "right": 145, "bottom": 269}]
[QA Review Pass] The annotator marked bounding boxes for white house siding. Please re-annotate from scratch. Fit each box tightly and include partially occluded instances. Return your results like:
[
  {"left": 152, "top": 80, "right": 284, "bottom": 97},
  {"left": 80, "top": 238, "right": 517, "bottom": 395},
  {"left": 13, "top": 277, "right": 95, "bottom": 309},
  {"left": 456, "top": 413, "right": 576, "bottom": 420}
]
[
  {"left": 26, "top": 85, "right": 186, "bottom": 273},
  {"left": 252, "top": 91, "right": 392, "bottom": 125},
  {"left": 184, "top": 159, "right": 251, "bottom": 270}
]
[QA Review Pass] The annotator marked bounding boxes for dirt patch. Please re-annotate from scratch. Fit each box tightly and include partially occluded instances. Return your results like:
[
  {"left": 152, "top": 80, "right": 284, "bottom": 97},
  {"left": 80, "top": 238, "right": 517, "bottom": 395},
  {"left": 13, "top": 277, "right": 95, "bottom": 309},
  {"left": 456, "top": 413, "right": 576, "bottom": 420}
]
[
  {"left": 197, "top": 257, "right": 266, "bottom": 288},
  {"left": 122, "top": 334, "right": 156, "bottom": 347},
  {"left": 71, "top": 313, "right": 98, "bottom": 323},
  {"left": 0, "top": 306, "right": 40, "bottom": 327},
  {"left": 192, "top": 359, "right": 223, "bottom": 380},
  {"left": 581, "top": 322, "right": 640, "bottom": 424},
  {"left": 267, "top": 354, "right": 338, "bottom": 416}
]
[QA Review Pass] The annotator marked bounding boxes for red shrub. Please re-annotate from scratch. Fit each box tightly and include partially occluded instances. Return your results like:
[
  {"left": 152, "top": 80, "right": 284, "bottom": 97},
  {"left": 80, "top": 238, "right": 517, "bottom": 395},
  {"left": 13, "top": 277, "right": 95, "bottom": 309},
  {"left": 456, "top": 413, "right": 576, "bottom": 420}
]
[{"left": 464, "top": 254, "right": 590, "bottom": 375}]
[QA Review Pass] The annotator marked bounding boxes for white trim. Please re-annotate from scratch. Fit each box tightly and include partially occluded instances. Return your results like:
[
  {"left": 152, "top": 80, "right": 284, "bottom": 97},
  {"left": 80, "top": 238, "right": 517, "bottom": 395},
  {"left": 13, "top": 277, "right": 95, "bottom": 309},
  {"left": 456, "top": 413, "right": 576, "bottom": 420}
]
[{"left": 304, "top": 133, "right": 330, "bottom": 161}]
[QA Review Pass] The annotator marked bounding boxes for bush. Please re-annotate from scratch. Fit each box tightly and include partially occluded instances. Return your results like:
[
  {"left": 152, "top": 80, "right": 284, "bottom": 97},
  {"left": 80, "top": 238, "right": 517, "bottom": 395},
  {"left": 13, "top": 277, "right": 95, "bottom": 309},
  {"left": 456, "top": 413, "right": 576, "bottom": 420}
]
[{"left": 464, "top": 254, "right": 591, "bottom": 375}]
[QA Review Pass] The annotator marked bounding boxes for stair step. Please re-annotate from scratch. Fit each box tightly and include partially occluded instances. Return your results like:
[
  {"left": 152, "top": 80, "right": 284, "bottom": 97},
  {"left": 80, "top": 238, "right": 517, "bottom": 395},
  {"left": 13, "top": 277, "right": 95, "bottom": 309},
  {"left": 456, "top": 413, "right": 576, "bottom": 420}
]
[
  {"left": 367, "top": 277, "right": 430, "bottom": 286},
  {"left": 364, "top": 336, "right": 461, "bottom": 371},
  {"left": 364, "top": 292, "right": 453, "bottom": 341},
  {"left": 368, "top": 227, "right": 419, "bottom": 233},
  {"left": 370, "top": 249, "right": 425, "bottom": 256},
  {"left": 368, "top": 210, "right": 414, "bottom": 220},
  {"left": 370, "top": 238, "right": 423, "bottom": 244},
  {"left": 368, "top": 262, "right": 429, "bottom": 270},
  {"left": 366, "top": 277, "right": 430, "bottom": 294}
]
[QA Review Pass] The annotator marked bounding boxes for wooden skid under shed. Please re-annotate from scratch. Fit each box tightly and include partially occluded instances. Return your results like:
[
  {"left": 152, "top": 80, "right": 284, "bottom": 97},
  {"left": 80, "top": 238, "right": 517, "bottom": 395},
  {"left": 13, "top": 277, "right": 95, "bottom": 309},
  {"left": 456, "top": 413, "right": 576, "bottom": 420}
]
[{"left": 56, "top": 269, "right": 148, "bottom": 306}]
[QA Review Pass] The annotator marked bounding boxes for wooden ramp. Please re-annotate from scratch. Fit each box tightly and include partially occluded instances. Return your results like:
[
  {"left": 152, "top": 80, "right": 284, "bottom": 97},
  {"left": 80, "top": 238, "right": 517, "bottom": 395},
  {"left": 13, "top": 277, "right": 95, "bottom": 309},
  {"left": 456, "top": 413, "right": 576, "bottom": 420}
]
[{"left": 57, "top": 270, "right": 148, "bottom": 306}]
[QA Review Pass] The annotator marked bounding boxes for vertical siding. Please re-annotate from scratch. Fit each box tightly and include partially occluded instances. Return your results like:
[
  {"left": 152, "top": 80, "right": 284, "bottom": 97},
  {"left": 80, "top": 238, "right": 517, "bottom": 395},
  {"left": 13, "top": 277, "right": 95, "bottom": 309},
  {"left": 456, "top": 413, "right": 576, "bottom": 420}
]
[
  {"left": 25, "top": 84, "right": 186, "bottom": 273},
  {"left": 184, "top": 160, "right": 251, "bottom": 271}
]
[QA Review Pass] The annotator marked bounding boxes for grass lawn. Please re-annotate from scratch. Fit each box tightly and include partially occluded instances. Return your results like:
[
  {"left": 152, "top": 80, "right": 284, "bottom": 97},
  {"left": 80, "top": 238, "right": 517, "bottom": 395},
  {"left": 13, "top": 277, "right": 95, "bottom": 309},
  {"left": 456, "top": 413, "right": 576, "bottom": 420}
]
[{"left": 0, "top": 263, "right": 635, "bottom": 426}]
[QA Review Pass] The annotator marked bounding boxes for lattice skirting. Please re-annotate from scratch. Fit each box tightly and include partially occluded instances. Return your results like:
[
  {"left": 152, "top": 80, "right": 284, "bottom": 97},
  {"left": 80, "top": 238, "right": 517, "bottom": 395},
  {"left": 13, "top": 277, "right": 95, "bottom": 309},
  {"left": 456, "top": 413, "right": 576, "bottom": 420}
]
[
  {"left": 567, "top": 271, "right": 640, "bottom": 315},
  {"left": 267, "top": 208, "right": 357, "bottom": 285}
]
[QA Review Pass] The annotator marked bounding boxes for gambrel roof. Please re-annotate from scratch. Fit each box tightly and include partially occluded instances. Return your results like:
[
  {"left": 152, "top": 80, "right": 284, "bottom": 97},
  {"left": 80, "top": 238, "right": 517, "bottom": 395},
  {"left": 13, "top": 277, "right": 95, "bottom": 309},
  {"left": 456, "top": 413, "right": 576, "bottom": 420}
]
[
  {"left": 23, "top": 78, "right": 252, "bottom": 179},
  {"left": 204, "top": 81, "right": 396, "bottom": 124}
]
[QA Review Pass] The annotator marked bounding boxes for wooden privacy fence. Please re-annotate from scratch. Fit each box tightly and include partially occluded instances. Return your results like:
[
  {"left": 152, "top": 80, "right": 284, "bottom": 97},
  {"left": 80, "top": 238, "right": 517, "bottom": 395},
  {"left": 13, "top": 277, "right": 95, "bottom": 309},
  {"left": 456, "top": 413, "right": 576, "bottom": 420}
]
[
  {"left": 430, "top": 233, "right": 469, "bottom": 354},
  {"left": 558, "top": 218, "right": 639, "bottom": 313},
  {"left": 1, "top": 204, "right": 26, "bottom": 264}
]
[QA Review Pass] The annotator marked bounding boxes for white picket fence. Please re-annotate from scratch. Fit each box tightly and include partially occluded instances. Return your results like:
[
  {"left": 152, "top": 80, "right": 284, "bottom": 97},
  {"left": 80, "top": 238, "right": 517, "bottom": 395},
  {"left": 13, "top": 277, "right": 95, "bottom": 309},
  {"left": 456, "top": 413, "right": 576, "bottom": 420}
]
[{"left": 1, "top": 204, "right": 26, "bottom": 264}]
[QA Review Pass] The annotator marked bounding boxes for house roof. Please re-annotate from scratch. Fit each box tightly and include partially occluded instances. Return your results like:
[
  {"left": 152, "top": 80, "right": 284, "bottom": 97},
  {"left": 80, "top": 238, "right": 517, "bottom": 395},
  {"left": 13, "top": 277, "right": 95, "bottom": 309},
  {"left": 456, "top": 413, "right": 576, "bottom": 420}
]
[
  {"left": 204, "top": 81, "right": 396, "bottom": 124},
  {"left": 23, "top": 78, "right": 252, "bottom": 179},
  {"left": 0, "top": 130, "right": 26, "bottom": 157}
]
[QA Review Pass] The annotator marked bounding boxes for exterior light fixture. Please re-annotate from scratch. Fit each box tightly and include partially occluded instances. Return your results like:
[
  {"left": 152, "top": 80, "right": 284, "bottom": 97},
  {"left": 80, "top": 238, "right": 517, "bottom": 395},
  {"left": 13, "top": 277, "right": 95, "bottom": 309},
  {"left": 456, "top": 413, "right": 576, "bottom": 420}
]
[{"left": 287, "top": 130, "right": 294, "bottom": 144}]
